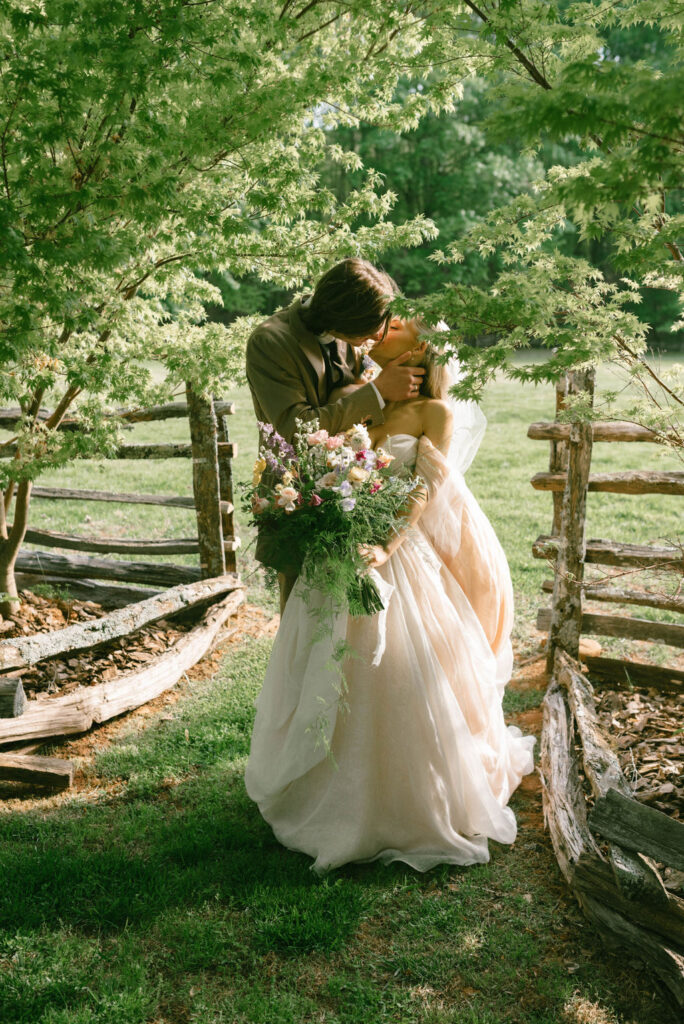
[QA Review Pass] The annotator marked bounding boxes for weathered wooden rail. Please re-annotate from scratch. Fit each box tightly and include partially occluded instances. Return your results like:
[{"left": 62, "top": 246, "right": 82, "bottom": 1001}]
[
  {"left": 0, "top": 396, "right": 243, "bottom": 786},
  {"left": 1, "top": 391, "right": 239, "bottom": 599},
  {"left": 541, "top": 650, "right": 684, "bottom": 1006},
  {"left": 528, "top": 371, "right": 683, "bottom": 675},
  {"left": 530, "top": 372, "right": 684, "bottom": 1003}
]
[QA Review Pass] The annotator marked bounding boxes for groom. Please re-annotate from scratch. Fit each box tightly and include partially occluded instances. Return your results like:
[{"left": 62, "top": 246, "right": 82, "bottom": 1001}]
[{"left": 246, "top": 257, "right": 425, "bottom": 612}]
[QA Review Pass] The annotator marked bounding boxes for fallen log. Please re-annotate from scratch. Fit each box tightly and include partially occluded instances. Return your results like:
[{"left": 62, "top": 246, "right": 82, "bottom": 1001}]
[
  {"left": 0, "top": 678, "right": 26, "bottom": 717},
  {"left": 589, "top": 788, "right": 684, "bottom": 873},
  {"left": 538, "top": 608, "right": 684, "bottom": 648},
  {"left": 541, "top": 578, "right": 684, "bottom": 614},
  {"left": 556, "top": 650, "right": 668, "bottom": 907},
  {"left": 0, "top": 753, "right": 74, "bottom": 790},
  {"left": 531, "top": 470, "right": 684, "bottom": 496},
  {"left": 0, "top": 589, "right": 244, "bottom": 745},
  {"left": 14, "top": 575, "right": 159, "bottom": 608},
  {"left": 578, "top": 891, "right": 684, "bottom": 1006},
  {"left": 528, "top": 421, "right": 664, "bottom": 443},
  {"left": 31, "top": 485, "right": 232, "bottom": 514},
  {"left": 581, "top": 655, "right": 684, "bottom": 692},
  {"left": 540, "top": 676, "right": 600, "bottom": 883},
  {"left": 533, "top": 535, "right": 684, "bottom": 571},
  {"left": 16, "top": 550, "right": 201, "bottom": 588},
  {"left": 541, "top": 669, "right": 684, "bottom": 1003},
  {"left": 556, "top": 651, "right": 631, "bottom": 800},
  {"left": 574, "top": 850, "right": 684, "bottom": 949},
  {"left": 0, "top": 574, "right": 241, "bottom": 671},
  {"left": 23, "top": 528, "right": 200, "bottom": 556}
]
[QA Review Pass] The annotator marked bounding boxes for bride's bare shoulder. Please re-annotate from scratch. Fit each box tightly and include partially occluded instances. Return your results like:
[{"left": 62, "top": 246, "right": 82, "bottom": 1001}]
[{"left": 420, "top": 399, "right": 454, "bottom": 453}]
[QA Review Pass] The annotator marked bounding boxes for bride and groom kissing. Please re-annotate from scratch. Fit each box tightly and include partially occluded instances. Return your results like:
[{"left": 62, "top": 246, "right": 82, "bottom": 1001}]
[{"left": 244, "top": 257, "right": 535, "bottom": 874}]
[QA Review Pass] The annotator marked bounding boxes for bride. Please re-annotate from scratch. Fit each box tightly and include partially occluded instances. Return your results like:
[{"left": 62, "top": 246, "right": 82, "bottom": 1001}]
[{"left": 245, "top": 318, "right": 535, "bottom": 873}]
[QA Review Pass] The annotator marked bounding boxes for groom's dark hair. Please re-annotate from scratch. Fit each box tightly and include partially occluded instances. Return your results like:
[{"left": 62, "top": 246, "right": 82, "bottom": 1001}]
[{"left": 301, "top": 258, "right": 398, "bottom": 339}]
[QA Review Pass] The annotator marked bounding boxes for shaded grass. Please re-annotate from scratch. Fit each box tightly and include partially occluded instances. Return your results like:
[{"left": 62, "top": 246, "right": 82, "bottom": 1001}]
[{"left": 0, "top": 637, "right": 678, "bottom": 1024}]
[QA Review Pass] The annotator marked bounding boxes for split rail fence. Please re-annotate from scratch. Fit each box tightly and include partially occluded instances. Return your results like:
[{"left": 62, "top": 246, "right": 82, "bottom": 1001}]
[
  {"left": 0, "top": 387, "right": 245, "bottom": 789},
  {"left": 0, "top": 384, "right": 239, "bottom": 607},
  {"left": 528, "top": 369, "right": 684, "bottom": 1005}
]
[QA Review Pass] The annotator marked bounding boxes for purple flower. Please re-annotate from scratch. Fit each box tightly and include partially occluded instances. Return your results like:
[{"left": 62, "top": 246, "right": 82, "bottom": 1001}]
[
  {"left": 257, "top": 421, "right": 274, "bottom": 438},
  {"left": 335, "top": 480, "right": 352, "bottom": 497},
  {"left": 340, "top": 497, "right": 356, "bottom": 512}
]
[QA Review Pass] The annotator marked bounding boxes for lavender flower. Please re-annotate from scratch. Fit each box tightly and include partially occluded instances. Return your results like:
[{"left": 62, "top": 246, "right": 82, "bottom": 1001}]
[{"left": 340, "top": 497, "right": 356, "bottom": 512}]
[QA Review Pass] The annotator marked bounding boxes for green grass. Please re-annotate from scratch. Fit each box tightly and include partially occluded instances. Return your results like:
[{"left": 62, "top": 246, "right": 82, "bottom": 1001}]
[
  {"left": 0, "top": 638, "right": 677, "bottom": 1024},
  {"left": 0, "top": 358, "right": 682, "bottom": 1023}
]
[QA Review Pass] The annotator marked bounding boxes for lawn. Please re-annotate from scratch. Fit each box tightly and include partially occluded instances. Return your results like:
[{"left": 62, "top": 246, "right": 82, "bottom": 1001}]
[{"left": 0, "top": 356, "right": 681, "bottom": 1023}]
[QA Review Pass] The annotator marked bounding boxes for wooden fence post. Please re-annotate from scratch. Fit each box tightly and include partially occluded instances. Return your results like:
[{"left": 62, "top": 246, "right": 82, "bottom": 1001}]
[
  {"left": 186, "top": 383, "right": 225, "bottom": 579},
  {"left": 216, "top": 410, "right": 237, "bottom": 573},
  {"left": 550, "top": 375, "right": 570, "bottom": 535},
  {"left": 546, "top": 368, "right": 595, "bottom": 671}
]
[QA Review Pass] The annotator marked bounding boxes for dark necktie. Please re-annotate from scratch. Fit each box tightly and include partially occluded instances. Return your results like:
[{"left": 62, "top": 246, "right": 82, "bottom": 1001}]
[{"left": 321, "top": 342, "right": 355, "bottom": 393}]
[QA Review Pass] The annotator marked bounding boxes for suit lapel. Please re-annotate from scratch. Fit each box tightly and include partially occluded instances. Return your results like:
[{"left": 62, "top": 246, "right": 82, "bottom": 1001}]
[{"left": 289, "top": 299, "right": 327, "bottom": 403}]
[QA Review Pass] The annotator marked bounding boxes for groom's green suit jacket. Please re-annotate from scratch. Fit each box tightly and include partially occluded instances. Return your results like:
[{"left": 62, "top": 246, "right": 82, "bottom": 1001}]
[{"left": 246, "top": 296, "right": 385, "bottom": 571}]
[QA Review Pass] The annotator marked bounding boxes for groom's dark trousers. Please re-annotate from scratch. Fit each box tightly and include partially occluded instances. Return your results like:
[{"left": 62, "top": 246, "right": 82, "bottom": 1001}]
[{"left": 246, "top": 296, "right": 385, "bottom": 612}]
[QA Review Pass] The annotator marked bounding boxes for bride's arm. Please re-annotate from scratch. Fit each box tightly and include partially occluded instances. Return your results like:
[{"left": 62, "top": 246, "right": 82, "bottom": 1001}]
[{"left": 362, "top": 400, "right": 454, "bottom": 568}]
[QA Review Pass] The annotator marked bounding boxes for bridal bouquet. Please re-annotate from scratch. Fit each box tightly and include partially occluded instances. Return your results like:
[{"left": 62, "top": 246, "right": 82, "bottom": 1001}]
[{"left": 244, "top": 418, "right": 416, "bottom": 615}]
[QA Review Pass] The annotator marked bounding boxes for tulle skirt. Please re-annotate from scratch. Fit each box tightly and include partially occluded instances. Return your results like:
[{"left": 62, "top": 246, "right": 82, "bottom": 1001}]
[{"left": 245, "top": 437, "right": 535, "bottom": 873}]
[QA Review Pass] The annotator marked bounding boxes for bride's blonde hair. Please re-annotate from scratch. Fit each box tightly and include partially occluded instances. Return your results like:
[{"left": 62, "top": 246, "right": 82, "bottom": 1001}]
[{"left": 414, "top": 321, "right": 451, "bottom": 401}]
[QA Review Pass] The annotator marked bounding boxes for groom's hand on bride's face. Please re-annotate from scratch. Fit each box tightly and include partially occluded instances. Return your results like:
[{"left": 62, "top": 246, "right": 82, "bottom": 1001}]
[{"left": 374, "top": 350, "right": 426, "bottom": 402}]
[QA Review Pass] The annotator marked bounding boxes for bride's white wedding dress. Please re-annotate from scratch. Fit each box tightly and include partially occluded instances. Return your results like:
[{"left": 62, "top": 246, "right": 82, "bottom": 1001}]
[{"left": 245, "top": 432, "right": 535, "bottom": 873}]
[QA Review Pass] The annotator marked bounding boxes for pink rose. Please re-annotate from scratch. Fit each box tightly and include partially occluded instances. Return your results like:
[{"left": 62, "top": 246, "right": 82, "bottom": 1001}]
[
  {"left": 252, "top": 496, "right": 270, "bottom": 514},
  {"left": 307, "top": 429, "right": 329, "bottom": 446},
  {"left": 370, "top": 481, "right": 383, "bottom": 495},
  {"left": 309, "top": 493, "right": 323, "bottom": 507},
  {"left": 325, "top": 435, "right": 344, "bottom": 450}
]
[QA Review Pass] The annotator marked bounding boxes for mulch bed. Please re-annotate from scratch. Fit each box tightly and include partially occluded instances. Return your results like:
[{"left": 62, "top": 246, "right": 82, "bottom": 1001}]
[{"left": 0, "top": 589, "right": 194, "bottom": 698}]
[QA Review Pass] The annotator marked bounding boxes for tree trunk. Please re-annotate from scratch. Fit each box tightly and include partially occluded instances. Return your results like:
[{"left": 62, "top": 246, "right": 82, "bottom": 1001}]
[{"left": 0, "top": 479, "right": 33, "bottom": 620}]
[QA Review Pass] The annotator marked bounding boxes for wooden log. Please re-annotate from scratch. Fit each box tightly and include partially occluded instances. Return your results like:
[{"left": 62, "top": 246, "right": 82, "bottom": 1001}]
[
  {"left": 546, "top": 368, "right": 594, "bottom": 669},
  {"left": 23, "top": 528, "right": 200, "bottom": 556},
  {"left": 582, "top": 655, "right": 684, "bottom": 691},
  {"left": 539, "top": 677, "right": 601, "bottom": 883},
  {"left": 114, "top": 400, "right": 235, "bottom": 423},
  {"left": 2, "top": 441, "right": 237, "bottom": 461},
  {"left": 574, "top": 850, "right": 684, "bottom": 949},
  {"left": 0, "top": 589, "right": 244, "bottom": 745},
  {"left": 532, "top": 470, "right": 684, "bottom": 495},
  {"left": 555, "top": 649, "right": 669, "bottom": 908},
  {"left": 217, "top": 409, "right": 237, "bottom": 574},
  {"left": 186, "top": 383, "right": 225, "bottom": 579},
  {"left": 529, "top": 420, "right": 663, "bottom": 443},
  {"left": 31, "top": 485, "right": 226, "bottom": 512},
  {"left": 538, "top": 608, "right": 684, "bottom": 648},
  {"left": 0, "top": 575, "right": 241, "bottom": 671},
  {"left": 13, "top": 574, "right": 159, "bottom": 608},
  {"left": 541, "top": 578, "right": 684, "bottom": 614},
  {"left": 555, "top": 650, "right": 631, "bottom": 800},
  {"left": 578, "top": 891, "right": 684, "bottom": 1006},
  {"left": 15, "top": 550, "right": 201, "bottom": 587},
  {"left": 0, "top": 678, "right": 26, "bottom": 717},
  {"left": 0, "top": 753, "right": 74, "bottom": 789},
  {"left": 533, "top": 535, "right": 684, "bottom": 571},
  {"left": 549, "top": 377, "right": 570, "bottom": 535},
  {"left": 0, "top": 401, "right": 235, "bottom": 429},
  {"left": 589, "top": 788, "right": 684, "bottom": 872},
  {"left": 607, "top": 845, "right": 669, "bottom": 907}
]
